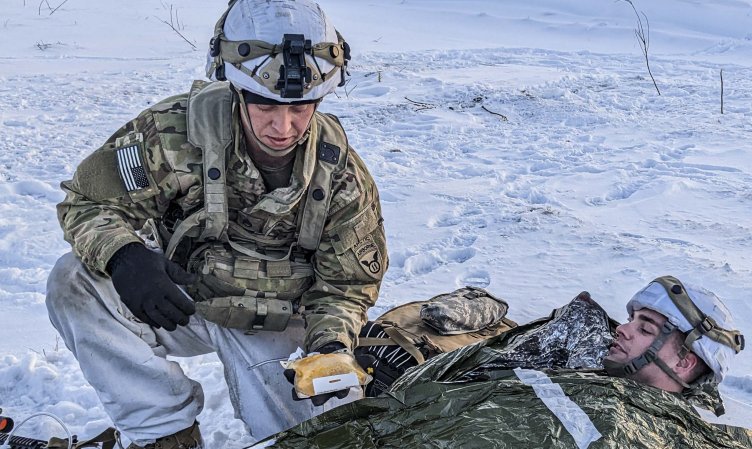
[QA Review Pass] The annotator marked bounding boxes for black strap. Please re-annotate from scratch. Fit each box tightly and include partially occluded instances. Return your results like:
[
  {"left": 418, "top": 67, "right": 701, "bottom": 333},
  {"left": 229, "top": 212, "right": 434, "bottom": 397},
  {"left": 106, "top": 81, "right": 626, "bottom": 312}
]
[{"left": 621, "top": 320, "right": 678, "bottom": 375}]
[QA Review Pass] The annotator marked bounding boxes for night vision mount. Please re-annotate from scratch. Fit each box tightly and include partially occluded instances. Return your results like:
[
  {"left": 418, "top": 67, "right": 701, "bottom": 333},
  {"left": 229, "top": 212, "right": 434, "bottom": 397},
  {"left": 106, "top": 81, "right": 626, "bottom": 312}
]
[{"left": 275, "top": 34, "right": 313, "bottom": 98}]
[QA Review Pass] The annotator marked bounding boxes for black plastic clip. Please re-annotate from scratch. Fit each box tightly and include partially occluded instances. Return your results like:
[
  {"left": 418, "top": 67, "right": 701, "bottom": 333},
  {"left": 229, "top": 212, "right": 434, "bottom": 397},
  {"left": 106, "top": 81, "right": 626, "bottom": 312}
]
[{"left": 210, "top": 37, "right": 221, "bottom": 57}]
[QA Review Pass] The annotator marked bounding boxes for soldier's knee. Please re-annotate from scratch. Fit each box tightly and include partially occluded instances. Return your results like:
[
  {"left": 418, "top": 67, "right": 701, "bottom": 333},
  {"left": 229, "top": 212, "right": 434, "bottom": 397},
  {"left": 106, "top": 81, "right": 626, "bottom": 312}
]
[
  {"left": 47, "top": 252, "right": 79, "bottom": 290},
  {"left": 46, "top": 252, "right": 95, "bottom": 309}
]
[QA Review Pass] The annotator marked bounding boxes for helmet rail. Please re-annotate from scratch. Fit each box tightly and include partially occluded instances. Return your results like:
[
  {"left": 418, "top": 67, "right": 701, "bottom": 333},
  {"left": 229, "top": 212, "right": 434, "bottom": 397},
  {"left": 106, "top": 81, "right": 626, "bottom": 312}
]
[{"left": 653, "top": 276, "right": 744, "bottom": 356}]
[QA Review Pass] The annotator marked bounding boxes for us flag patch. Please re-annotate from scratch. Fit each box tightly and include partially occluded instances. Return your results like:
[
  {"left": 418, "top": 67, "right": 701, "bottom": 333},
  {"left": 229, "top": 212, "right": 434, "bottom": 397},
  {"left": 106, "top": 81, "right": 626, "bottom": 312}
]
[{"left": 116, "top": 145, "right": 150, "bottom": 192}]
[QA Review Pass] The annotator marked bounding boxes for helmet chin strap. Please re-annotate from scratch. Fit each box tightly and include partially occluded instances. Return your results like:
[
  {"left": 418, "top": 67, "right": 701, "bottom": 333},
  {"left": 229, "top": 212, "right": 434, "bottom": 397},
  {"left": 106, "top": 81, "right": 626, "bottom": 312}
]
[
  {"left": 236, "top": 89, "right": 312, "bottom": 158},
  {"left": 603, "top": 319, "right": 691, "bottom": 389}
]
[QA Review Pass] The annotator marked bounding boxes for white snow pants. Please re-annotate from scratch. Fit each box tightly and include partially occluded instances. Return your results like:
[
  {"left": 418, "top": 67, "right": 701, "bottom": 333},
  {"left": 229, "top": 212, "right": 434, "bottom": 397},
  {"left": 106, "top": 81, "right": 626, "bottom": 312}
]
[{"left": 45, "top": 253, "right": 356, "bottom": 446}]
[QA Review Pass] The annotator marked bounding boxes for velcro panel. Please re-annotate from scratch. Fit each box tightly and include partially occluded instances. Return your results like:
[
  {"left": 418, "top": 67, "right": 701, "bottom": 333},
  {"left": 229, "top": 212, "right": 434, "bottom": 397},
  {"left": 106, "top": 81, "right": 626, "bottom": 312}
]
[
  {"left": 233, "top": 258, "right": 260, "bottom": 280},
  {"left": 205, "top": 183, "right": 226, "bottom": 213},
  {"left": 75, "top": 149, "right": 129, "bottom": 200},
  {"left": 330, "top": 206, "right": 379, "bottom": 255},
  {"left": 266, "top": 260, "right": 293, "bottom": 278}
]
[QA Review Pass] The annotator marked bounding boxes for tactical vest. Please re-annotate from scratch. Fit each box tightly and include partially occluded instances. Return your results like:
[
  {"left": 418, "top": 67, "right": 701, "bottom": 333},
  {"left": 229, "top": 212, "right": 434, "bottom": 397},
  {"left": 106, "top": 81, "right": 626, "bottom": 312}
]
[{"left": 164, "top": 80, "right": 350, "bottom": 332}]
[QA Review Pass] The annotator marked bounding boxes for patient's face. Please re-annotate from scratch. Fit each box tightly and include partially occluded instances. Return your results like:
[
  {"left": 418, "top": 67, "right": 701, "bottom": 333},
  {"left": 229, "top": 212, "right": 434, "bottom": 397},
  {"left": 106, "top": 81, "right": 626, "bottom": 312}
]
[
  {"left": 606, "top": 308, "right": 669, "bottom": 364},
  {"left": 605, "top": 307, "right": 684, "bottom": 387}
]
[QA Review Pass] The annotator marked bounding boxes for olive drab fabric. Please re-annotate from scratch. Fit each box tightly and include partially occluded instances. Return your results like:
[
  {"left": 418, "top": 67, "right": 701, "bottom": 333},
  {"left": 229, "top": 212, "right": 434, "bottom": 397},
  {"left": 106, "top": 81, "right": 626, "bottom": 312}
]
[
  {"left": 57, "top": 80, "right": 387, "bottom": 352},
  {"left": 250, "top": 294, "right": 752, "bottom": 449},
  {"left": 253, "top": 371, "right": 752, "bottom": 449}
]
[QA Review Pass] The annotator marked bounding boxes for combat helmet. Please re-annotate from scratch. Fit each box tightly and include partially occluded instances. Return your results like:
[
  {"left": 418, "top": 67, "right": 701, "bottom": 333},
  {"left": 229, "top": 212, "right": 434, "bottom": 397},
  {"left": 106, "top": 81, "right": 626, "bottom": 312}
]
[
  {"left": 605, "top": 275, "right": 745, "bottom": 386},
  {"left": 205, "top": 0, "right": 350, "bottom": 104}
]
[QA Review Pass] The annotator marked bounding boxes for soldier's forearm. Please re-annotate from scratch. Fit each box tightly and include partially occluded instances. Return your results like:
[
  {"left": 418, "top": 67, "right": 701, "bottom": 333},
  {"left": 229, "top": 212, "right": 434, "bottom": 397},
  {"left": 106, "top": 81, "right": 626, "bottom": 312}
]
[
  {"left": 302, "top": 283, "right": 377, "bottom": 352},
  {"left": 60, "top": 202, "right": 144, "bottom": 274}
]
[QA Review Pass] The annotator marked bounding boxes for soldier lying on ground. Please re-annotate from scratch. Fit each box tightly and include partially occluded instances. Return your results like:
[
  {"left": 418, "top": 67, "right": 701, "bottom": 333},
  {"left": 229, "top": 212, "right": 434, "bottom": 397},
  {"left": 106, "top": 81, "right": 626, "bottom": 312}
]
[
  {"left": 247, "top": 276, "right": 749, "bottom": 448},
  {"left": 45, "top": 1, "right": 387, "bottom": 448},
  {"left": 355, "top": 275, "right": 744, "bottom": 402}
]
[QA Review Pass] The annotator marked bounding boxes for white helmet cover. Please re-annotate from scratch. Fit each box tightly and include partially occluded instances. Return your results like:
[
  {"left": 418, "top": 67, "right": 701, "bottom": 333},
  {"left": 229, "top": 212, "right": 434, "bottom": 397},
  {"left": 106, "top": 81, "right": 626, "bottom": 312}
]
[
  {"left": 206, "top": 0, "right": 347, "bottom": 103},
  {"left": 627, "top": 279, "right": 739, "bottom": 383}
]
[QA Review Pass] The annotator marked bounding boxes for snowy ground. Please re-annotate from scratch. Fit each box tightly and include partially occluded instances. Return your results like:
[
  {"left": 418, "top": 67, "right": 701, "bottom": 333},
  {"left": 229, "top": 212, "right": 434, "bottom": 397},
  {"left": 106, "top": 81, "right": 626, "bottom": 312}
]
[{"left": 1, "top": 0, "right": 751, "bottom": 446}]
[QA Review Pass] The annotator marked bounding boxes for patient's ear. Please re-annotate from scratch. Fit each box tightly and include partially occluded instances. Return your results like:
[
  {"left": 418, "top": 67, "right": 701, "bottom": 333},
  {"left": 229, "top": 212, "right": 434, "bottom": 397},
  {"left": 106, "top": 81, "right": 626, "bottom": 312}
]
[{"left": 675, "top": 352, "right": 700, "bottom": 374}]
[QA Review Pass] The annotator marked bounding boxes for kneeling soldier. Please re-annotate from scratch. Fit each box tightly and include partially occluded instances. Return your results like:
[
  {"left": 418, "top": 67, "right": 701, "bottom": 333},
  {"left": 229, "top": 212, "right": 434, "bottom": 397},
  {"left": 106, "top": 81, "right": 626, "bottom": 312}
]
[{"left": 46, "top": 0, "right": 387, "bottom": 447}]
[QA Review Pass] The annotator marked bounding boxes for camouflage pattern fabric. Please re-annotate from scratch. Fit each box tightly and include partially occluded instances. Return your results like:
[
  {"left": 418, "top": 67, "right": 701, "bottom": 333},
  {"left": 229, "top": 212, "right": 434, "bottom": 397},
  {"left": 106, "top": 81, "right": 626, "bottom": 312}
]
[
  {"left": 57, "top": 81, "right": 387, "bottom": 352},
  {"left": 420, "top": 288, "right": 510, "bottom": 335}
]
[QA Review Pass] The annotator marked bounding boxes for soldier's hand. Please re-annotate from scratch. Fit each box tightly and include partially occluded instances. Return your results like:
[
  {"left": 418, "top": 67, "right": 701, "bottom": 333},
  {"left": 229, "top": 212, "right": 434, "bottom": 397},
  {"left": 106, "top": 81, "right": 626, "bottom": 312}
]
[
  {"left": 284, "top": 343, "right": 370, "bottom": 406},
  {"left": 107, "top": 242, "right": 197, "bottom": 331}
]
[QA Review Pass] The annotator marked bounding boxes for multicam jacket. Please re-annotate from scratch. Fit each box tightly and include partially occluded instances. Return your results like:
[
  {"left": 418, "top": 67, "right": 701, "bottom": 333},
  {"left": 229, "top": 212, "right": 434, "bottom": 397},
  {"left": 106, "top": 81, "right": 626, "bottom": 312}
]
[{"left": 57, "top": 81, "right": 387, "bottom": 352}]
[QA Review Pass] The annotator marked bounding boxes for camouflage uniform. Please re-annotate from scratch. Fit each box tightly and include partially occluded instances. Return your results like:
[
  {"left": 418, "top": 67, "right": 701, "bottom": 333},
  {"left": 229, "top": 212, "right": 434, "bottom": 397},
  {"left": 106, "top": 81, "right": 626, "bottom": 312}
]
[
  {"left": 47, "top": 80, "right": 387, "bottom": 444},
  {"left": 56, "top": 81, "right": 386, "bottom": 352}
]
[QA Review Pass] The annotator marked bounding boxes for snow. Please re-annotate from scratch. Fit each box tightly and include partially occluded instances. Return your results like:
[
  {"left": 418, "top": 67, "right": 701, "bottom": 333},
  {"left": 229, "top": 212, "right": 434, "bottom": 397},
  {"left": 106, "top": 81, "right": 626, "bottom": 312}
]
[{"left": 1, "top": 0, "right": 751, "bottom": 446}]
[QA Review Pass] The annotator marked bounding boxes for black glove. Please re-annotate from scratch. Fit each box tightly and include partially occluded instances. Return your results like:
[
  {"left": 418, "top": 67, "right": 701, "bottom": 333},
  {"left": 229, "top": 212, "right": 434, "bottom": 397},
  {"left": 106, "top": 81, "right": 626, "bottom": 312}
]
[
  {"left": 107, "top": 243, "right": 197, "bottom": 331},
  {"left": 284, "top": 342, "right": 353, "bottom": 406},
  {"left": 355, "top": 321, "right": 420, "bottom": 397}
]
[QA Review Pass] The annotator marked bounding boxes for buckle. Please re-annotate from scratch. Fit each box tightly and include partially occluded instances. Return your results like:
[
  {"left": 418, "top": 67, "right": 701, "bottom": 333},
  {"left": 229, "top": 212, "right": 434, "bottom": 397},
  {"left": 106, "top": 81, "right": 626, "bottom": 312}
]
[
  {"left": 215, "top": 64, "right": 226, "bottom": 82},
  {"left": 699, "top": 317, "right": 715, "bottom": 333}
]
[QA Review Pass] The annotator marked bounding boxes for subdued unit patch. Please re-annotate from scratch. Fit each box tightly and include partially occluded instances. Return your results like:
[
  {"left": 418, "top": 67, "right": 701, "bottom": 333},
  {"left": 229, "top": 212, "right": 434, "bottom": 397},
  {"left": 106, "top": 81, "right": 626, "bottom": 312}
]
[{"left": 354, "top": 235, "right": 382, "bottom": 278}]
